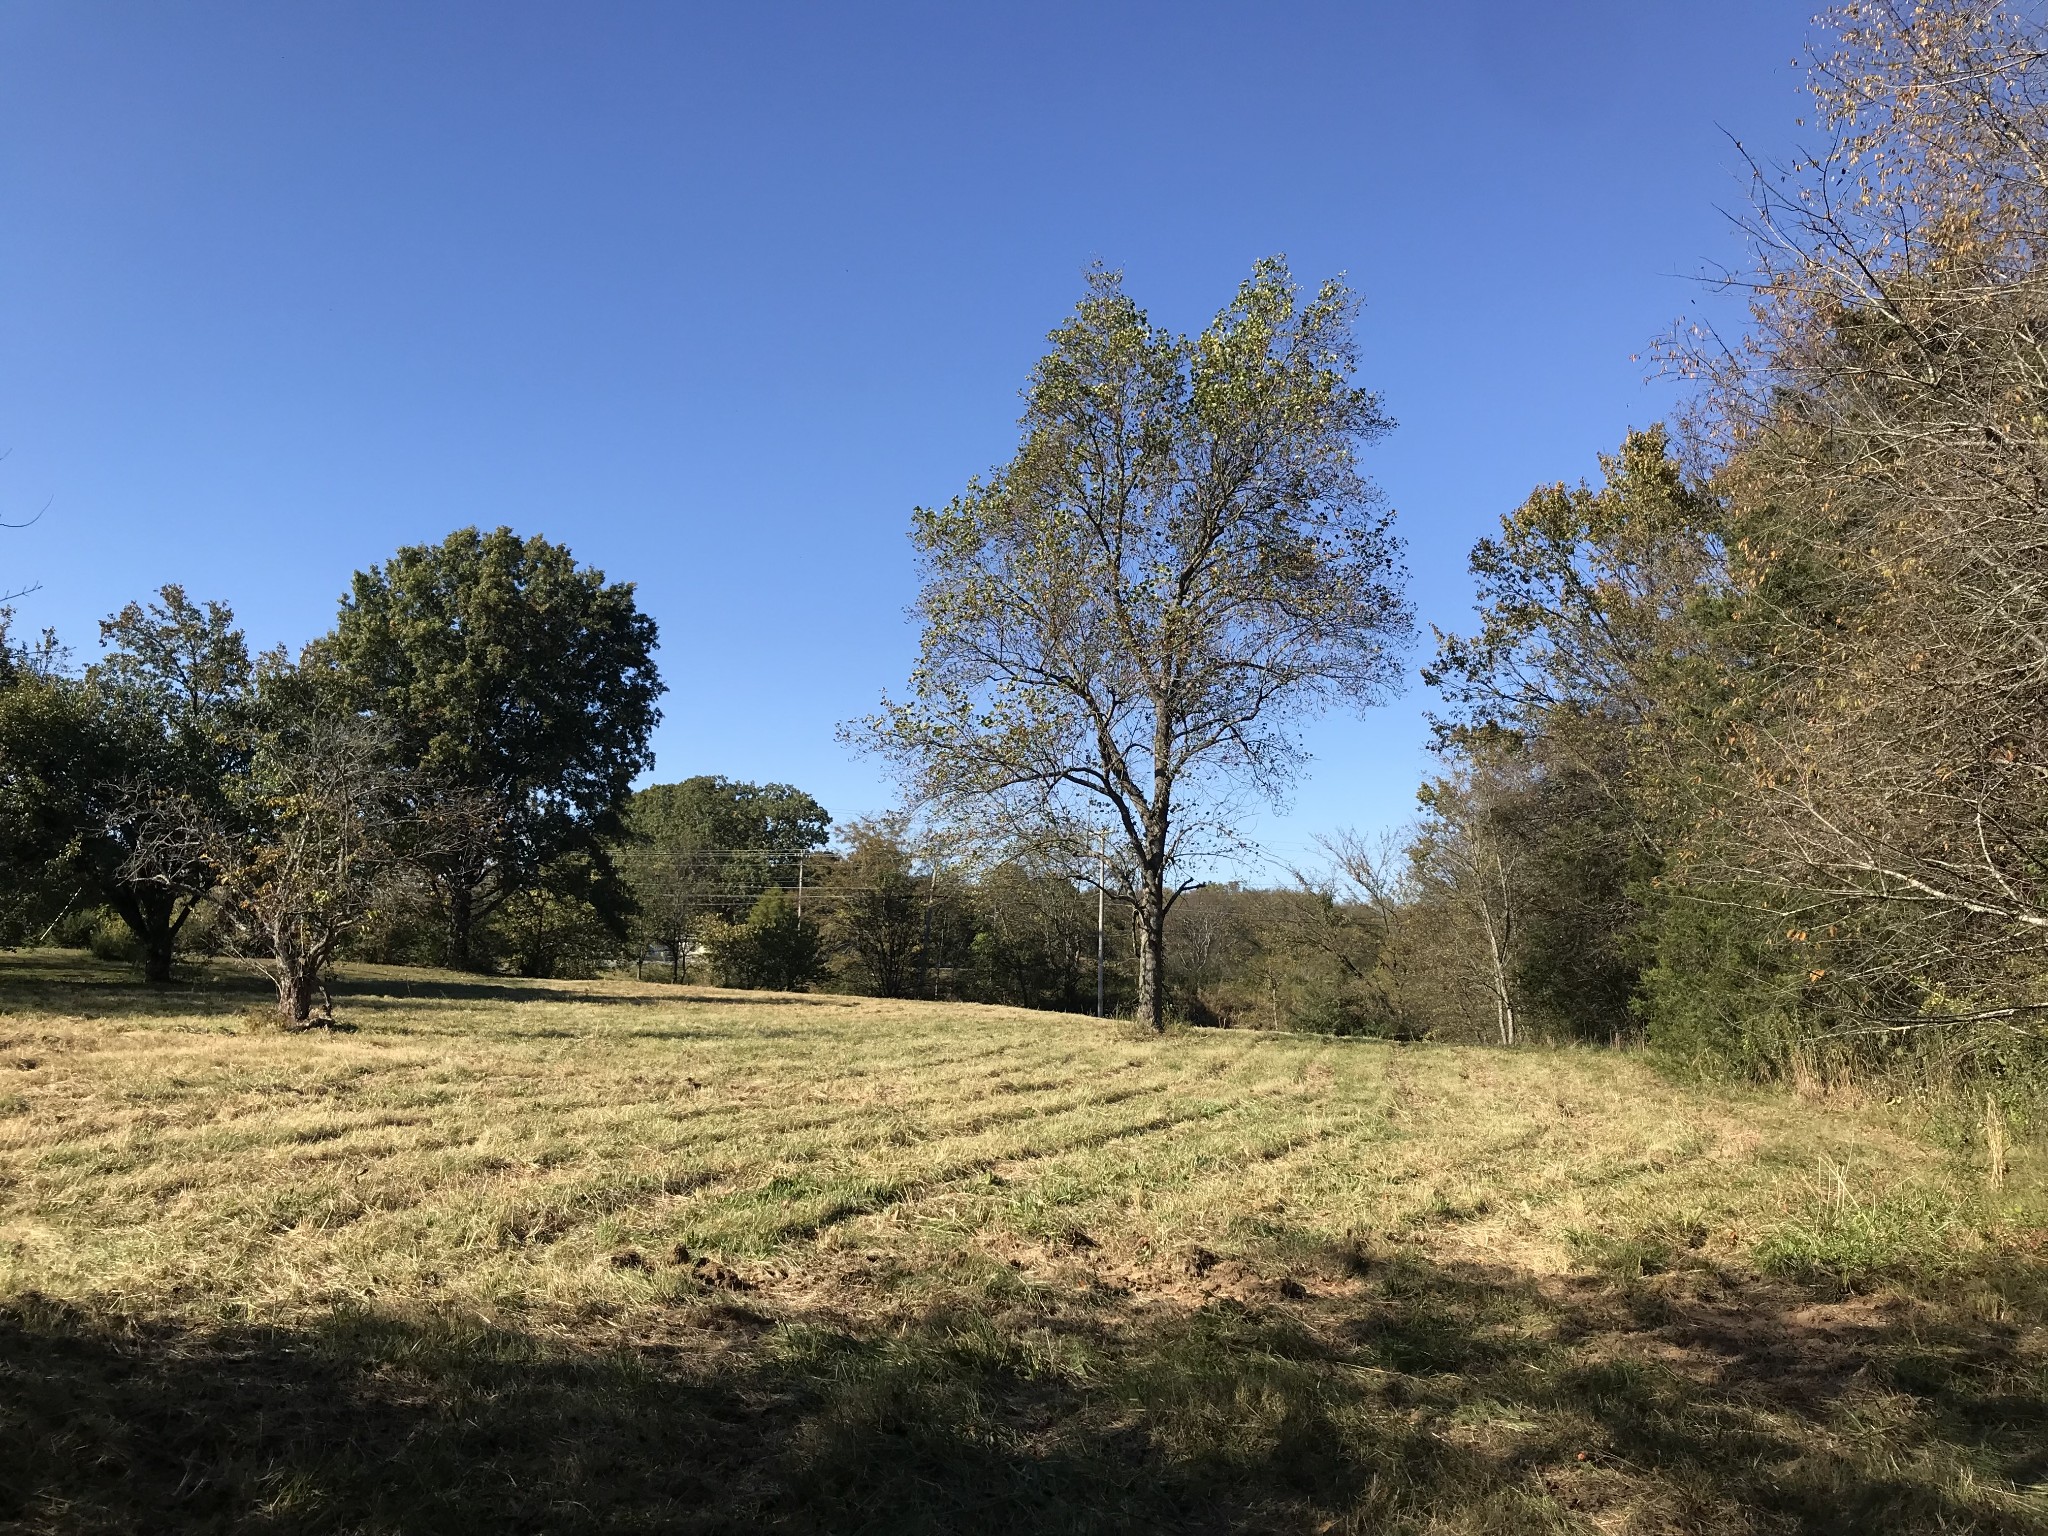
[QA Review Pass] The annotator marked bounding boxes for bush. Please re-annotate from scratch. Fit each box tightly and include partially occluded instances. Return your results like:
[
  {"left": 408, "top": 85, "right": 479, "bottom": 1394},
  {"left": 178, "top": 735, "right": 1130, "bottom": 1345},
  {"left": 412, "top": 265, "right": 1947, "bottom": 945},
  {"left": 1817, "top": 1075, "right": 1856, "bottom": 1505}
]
[
  {"left": 86, "top": 912, "right": 140, "bottom": 964},
  {"left": 1639, "top": 896, "right": 1809, "bottom": 1079}
]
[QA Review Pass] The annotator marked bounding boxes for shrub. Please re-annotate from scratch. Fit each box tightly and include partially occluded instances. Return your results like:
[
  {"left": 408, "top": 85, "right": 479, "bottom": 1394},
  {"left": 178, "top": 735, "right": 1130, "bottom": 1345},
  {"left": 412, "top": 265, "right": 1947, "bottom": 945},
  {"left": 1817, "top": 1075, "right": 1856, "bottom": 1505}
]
[{"left": 86, "top": 912, "right": 141, "bottom": 964}]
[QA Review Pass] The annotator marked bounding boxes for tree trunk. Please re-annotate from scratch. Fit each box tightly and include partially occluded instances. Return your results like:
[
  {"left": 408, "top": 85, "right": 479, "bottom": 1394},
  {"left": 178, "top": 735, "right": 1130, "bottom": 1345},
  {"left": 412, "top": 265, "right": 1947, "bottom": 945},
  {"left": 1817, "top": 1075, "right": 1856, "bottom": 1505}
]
[
  {"left": 1134, "top": 869, "right": 1168, "bottom": 1032},
  {"left": 116, "top": 892, "right": 177, "bottom": 984},
  {"left": 1486, "top": 847, "right": 1516, "bottom": 1046},
  {"left": 447, "top": 885, "right": 475, "bottom": 970},
  {"left": 278, "top": 965, "right": 316, "bottom": 1024}
]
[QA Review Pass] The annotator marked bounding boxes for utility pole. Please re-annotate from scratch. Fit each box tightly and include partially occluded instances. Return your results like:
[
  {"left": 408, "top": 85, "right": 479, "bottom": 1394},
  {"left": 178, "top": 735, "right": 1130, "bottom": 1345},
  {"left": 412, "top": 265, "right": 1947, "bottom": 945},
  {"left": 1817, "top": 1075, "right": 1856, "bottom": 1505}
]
[
  {"left": 1096, "top": 826, "right": 1106, "bottom": 1018},
  {"left": 795, "top": 853, "right": 804, "bottom": 924}
]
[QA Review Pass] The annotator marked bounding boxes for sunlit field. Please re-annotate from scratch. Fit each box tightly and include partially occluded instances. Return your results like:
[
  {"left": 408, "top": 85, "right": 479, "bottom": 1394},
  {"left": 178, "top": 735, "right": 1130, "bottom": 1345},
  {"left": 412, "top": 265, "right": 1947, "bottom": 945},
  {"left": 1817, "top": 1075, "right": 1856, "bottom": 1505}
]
[{"left": 2, "top": 951, "right": 2043, "bottom": 1534}]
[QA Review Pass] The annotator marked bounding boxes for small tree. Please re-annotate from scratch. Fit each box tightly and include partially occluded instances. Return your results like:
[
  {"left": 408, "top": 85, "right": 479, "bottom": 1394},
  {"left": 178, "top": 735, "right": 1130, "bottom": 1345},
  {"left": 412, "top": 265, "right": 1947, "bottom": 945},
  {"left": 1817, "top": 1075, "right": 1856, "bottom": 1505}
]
[
  {"left": 823, "top": 820, "right": 925, "bottom": 998},
  {"left": 709, "top": 888, "right": 822, "bottom": 991},
  {"left": 1410, "top": 768, "right": 1526, "bottom": 1047},
  {"left": 970, "top": 860, "right": 1094, "bottom": 1011},
  {"left": 84, "top": 588, "right": 256, "bottom": 982},
  {"left": 859, "top": 260, "right": 1411, "bottom": 1030},
  {"left": 620, "top": 777, "right": 830, "bottom": 981},
  {"left": 0, "top": 620, "right": 97, "bottom": 942},
  {"left": 493, "top": 851, "right": 628, "bottom": 980},
  {"left": 128, "top": 668, "right": 404, "bottom": 1024}
]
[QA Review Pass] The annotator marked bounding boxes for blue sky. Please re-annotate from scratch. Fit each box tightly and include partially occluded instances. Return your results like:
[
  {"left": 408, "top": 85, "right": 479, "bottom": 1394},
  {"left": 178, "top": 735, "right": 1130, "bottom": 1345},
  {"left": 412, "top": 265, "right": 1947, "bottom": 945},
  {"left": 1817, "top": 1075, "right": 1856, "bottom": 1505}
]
[{"left": 1, "top": 2, "right": 1809, "bottom": 876}]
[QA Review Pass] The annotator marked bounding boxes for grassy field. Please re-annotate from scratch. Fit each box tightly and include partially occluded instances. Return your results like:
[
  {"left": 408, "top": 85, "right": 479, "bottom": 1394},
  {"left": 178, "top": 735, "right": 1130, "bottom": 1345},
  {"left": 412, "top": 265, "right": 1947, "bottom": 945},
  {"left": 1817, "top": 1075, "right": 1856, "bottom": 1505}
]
[{"left": 1, "top": 951, "right": 2044, "bottom": 1534}]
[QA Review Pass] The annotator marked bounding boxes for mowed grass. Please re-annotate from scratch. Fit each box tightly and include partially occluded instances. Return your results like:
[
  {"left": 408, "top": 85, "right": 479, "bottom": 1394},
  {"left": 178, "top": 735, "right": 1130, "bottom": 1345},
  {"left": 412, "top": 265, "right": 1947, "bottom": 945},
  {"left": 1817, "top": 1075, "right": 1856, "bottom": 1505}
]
[{"left": 1, "top": 952, "right": 2044, "bottom": 1534}]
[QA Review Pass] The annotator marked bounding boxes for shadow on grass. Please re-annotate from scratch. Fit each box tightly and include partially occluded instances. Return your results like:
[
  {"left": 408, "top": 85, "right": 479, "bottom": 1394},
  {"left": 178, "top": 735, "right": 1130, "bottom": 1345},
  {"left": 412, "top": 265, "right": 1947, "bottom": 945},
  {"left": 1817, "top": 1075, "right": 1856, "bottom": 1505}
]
[
  {"left": 0, "top": 950, "right": 882, "bottom": 1022},
  {"left": 6, "top": 1244, "right": 2045, "bottom": 1535}
]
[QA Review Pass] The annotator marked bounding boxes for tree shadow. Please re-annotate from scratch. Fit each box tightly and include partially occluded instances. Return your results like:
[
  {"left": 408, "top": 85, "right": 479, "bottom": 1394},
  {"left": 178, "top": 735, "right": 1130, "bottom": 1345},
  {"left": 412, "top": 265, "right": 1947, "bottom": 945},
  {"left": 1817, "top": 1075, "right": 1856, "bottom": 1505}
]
[
  {"left": 6, "top": 1238, "right": 2044, "bottom": 1535},
  {"left": 0, "top": 952, "right": 872, "bottom": 1023}
]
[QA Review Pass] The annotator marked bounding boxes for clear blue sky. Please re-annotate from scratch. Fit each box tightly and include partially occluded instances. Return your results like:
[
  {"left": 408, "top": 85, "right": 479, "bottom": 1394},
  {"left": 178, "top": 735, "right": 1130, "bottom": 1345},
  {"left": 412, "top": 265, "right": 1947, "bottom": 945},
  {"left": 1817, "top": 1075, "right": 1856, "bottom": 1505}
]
[{"left": 1, "top": 2, "right": 1809, "bottom": 876}]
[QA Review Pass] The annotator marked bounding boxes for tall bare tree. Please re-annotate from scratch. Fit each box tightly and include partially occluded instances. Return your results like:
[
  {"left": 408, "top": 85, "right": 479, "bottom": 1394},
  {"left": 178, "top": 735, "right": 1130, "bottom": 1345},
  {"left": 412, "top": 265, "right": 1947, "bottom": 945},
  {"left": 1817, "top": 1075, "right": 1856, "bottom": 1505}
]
[
  {"left": 1409, "top": 768, "right": 1526, "bottom": 1046},
  {"left": 858, "top": 259, "right": 1410, "bottom": 1030}
]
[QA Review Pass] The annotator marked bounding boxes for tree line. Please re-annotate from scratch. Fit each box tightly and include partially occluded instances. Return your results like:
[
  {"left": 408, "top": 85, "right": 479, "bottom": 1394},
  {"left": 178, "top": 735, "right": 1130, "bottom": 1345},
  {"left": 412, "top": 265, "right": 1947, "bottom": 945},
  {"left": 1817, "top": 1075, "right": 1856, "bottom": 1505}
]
[
  {"left": 7, "top": 1, "right": 2042, "bottom": 1090},
  {"left": 0, "top": 527, "right": 661, "bottom": 1020},
  {"left": 1375, "top": 1, "right": 2048, "bottom": 1091}
]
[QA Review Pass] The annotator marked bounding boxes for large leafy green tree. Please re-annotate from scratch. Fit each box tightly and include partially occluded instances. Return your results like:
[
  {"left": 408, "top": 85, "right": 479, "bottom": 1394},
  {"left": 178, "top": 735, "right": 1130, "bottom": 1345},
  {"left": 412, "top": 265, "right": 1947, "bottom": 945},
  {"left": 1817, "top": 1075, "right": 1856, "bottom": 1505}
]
[
  {"left": 1421, "top": 430, "right": 1730, "bottom": 1044},
  {"left": 316, "top": 527, "right": 663, "bottom": 968},
  {"left": 861, "top": 259, "right": 1411, "bottom": 1030},
  {"left": 0, "top": 590, "right": 257, "bottom": 980}
]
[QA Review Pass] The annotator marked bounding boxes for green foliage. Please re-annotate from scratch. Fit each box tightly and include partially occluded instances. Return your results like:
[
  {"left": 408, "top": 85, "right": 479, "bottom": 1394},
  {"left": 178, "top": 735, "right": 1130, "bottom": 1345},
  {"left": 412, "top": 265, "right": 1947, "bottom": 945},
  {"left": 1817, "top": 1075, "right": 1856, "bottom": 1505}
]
[
  {"left": 84, "top": 910, "right": 139, "bottom": 964},
  {"left": 153, "top": 664, "right": 411, "bottom": 1022},
  {"left": 863, "top": 258, "right": 1410, "bottom": 1030},
  {"left": 709, "top": 889, "right": 822, "bottom": 992},
  {"left": 627, "top": 778, "right": 829, "bottom": 877},
  {"left": 1166, "top": 885, "right": 1400, "bottom": 1036},
  {"left": 0, "top": 588, "right": 261, "bottom": 982},
  {"left": 1424, "top": 427, "right": 1726, "bottom": 763},
  {"left": 820, "top": 822, "right": 926, "bottom": 998},
  {"left": 1417, "top": 429, "right": 1741, "bottom": 1050},
  {"left": 965, "top": 861, "right": 1096, "bottom": 1014},
  {"left": 0, "top": 623, "right": 98, "bottom": 944},
  {"left": 1638, "top": 893, "right": 1811, "bottom": 1079},
  {"left": 487, "top": 854, "right": 626, "bottom": 981},
  {"left": 316, "top": 527, "right": 663, "bottom": 968},
  {"left": 620, "top": 777, "right": 829, "bottom": 979}
]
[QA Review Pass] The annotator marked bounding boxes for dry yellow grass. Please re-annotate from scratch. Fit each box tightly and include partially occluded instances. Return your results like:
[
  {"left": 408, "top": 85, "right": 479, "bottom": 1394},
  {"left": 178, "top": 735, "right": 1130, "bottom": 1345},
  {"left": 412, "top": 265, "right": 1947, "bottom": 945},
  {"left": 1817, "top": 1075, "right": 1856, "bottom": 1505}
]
[{"left": 1, "top": 951, "right": 2043, "bottom": 1534}]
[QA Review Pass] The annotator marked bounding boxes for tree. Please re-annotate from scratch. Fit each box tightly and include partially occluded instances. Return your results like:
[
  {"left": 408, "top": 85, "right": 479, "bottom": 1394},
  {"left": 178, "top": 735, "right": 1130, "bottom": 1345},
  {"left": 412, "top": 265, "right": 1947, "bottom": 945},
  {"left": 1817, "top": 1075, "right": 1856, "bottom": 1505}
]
[
  {"left": 1420, "top": 430, "right": 1728, "bottom": 1044},
  {"left": 860, "top": 259, "right": 1411, "bottom": 1030},
  {"left": 0, "top": 620, "right": 97, "bottom": 943},
  {"left": 1423, "top": 428, "right": 1727, "bottom": 845},
  {"left": 709, "top": 888, "right": 823, "bottom": 991},
  {"left": 620, "top": 777, "right": 830, "bottom": 981},
  {"left": 823, "top": 819, "right": 925, "bottom": 998},
  {"left": 126, "top": 663, "right": 405, "bottom": 1024},
  {"left": 78, "top": 588, "right": 257, "bottom": 982},
  {"left": 493, "top": 851, "right": 629, "bottom": 980},
  {"left": 970, "top": 859, "right": 1095, "bottom": 1012},
  {"left": 315, "top": 527, "right": 664, "bottom": 969},
  {"left": 1669, "top": 0, "right": 2048, "bottom": 1050},
  {"left": 1410, "top": 769, "right": 1523, "bottom": 1045},
  {"left": 1163, "top": 880, "right": 1396, "bottom": 1035}
]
